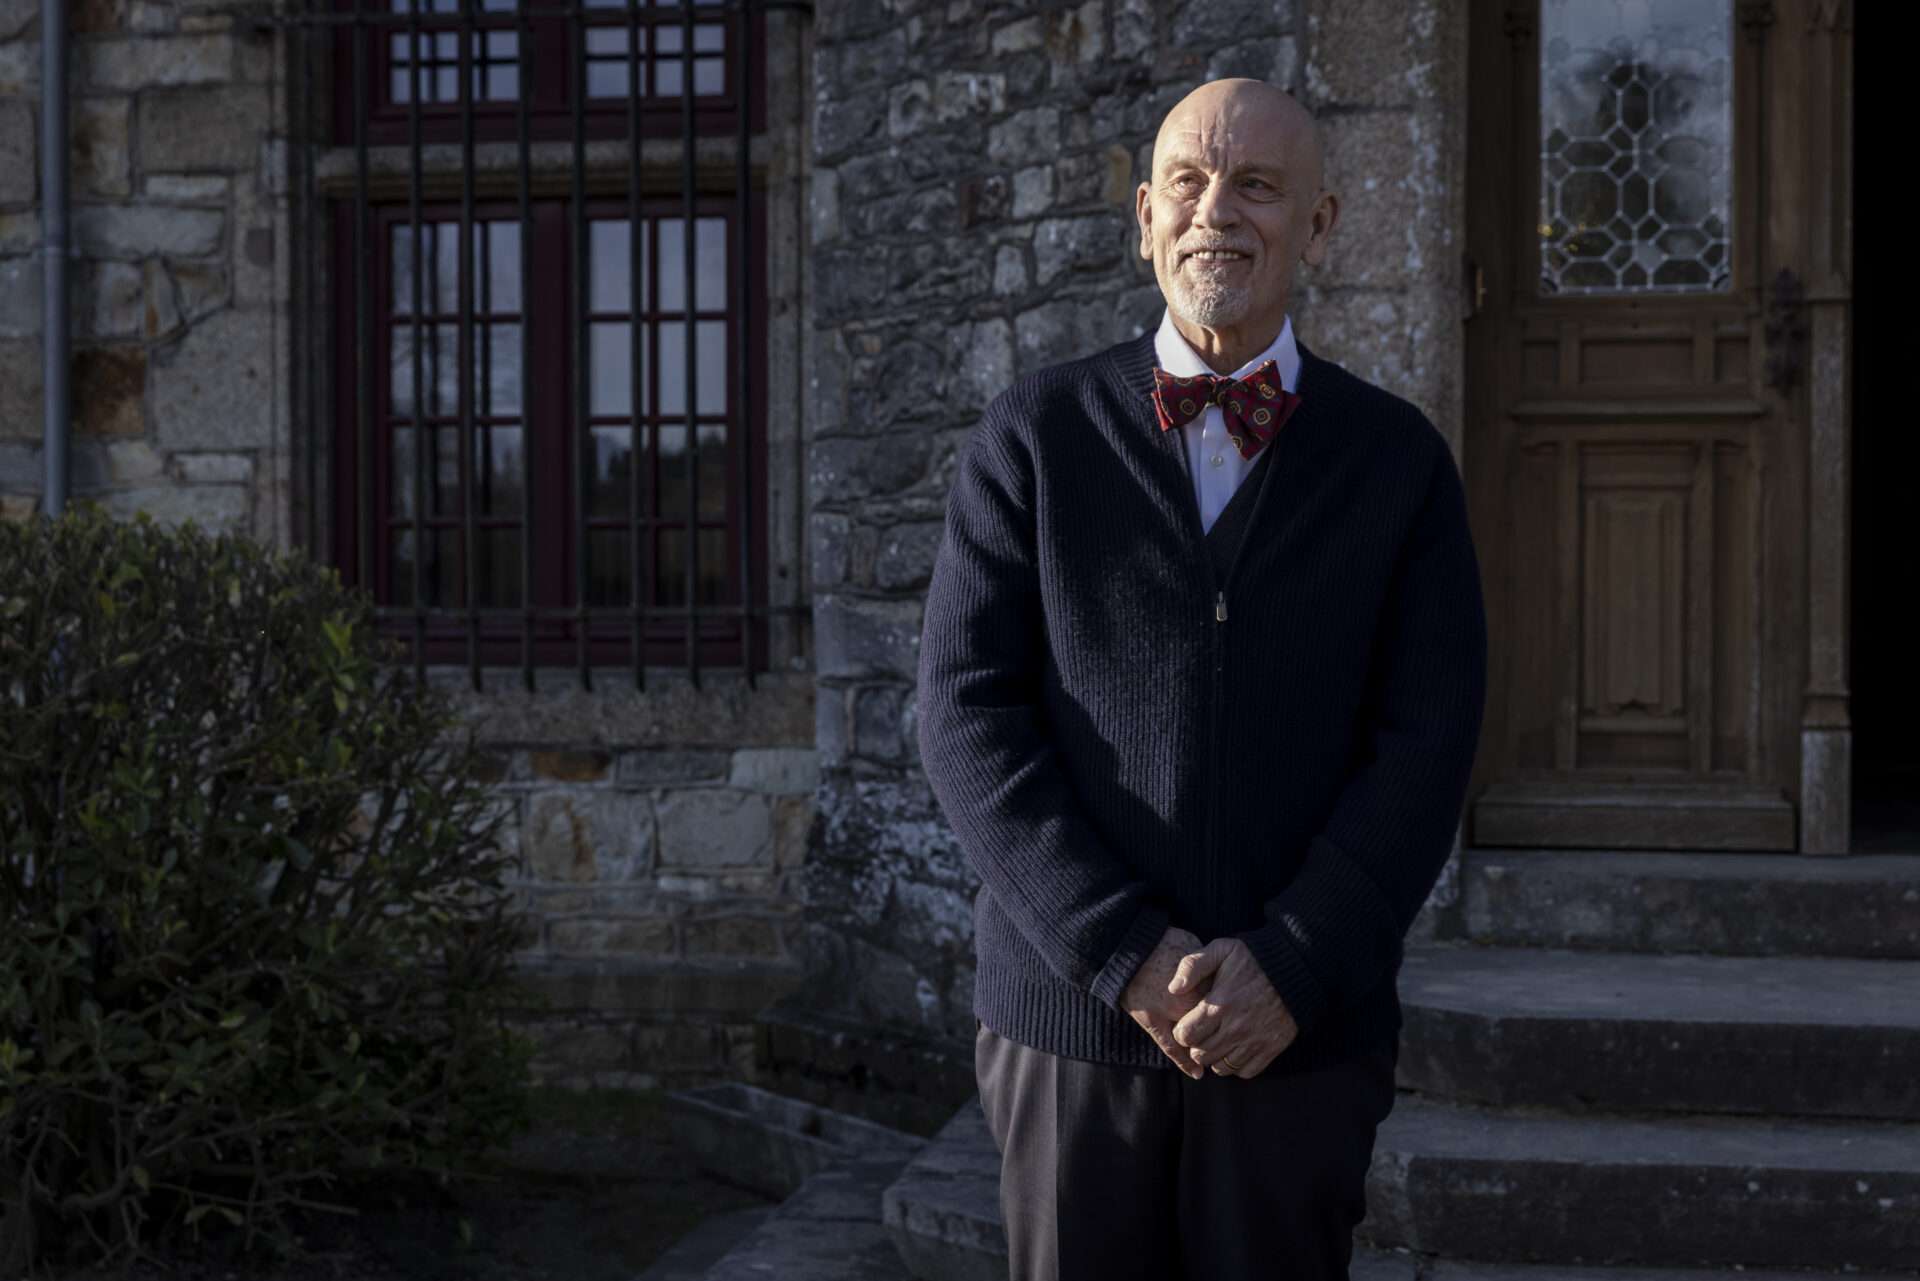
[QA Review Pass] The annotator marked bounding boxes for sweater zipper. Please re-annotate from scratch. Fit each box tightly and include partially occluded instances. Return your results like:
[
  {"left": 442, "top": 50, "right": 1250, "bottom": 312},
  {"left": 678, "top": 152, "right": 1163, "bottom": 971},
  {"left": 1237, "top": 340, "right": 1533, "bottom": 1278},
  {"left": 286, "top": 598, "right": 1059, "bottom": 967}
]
[{"left": 1168, "top": 419, "right": 1280, "bottom": 932}]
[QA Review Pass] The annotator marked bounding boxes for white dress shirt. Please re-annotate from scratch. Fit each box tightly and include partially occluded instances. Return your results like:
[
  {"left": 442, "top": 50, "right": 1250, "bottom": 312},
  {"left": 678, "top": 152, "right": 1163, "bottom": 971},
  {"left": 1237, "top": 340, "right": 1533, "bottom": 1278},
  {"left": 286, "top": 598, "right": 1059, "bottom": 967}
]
[{"left": 1153, "top": 307, "right": 1302, "bottom": 535}]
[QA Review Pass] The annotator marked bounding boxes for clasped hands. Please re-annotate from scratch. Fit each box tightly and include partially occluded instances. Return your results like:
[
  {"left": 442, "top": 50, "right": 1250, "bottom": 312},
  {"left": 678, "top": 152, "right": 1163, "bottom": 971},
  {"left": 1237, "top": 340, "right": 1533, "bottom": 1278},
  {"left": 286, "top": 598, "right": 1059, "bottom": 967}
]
[{"left": 1122, "top": 926, "right": 1300, "bottom": 1080}]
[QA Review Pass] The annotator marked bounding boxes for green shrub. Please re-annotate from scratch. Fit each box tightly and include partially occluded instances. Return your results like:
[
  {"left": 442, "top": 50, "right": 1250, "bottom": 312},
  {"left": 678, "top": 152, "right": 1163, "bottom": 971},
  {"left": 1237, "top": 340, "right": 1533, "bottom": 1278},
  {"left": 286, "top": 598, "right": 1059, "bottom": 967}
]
[{"left": 0, "top": 504, "right": 542, "bottom": 1276}]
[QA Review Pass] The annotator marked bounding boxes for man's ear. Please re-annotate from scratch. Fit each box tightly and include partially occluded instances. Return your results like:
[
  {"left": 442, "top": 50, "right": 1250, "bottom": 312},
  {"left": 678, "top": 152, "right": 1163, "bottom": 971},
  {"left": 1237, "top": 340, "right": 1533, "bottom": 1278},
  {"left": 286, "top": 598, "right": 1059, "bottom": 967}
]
[
  {"left": 1300, "top": 188, "right": 1339, "bottom": 266},
  {"left": 1135, "top": 181, "right": 1154, "bottom": 260}
]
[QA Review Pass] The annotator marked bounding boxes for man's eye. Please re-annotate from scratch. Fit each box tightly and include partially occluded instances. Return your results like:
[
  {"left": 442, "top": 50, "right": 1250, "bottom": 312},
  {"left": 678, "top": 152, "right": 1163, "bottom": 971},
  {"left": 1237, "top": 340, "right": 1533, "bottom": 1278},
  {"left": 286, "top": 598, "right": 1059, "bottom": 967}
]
[{"left": 1171, "top": 176, "right": 1202, "bottom": 194}]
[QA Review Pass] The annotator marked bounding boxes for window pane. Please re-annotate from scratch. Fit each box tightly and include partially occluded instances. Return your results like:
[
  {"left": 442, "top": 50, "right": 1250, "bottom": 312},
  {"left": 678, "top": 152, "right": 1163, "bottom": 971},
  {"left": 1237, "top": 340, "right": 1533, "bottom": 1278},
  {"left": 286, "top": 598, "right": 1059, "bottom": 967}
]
[
  {"left": 657, "top": 215, "right": 726, "bottom": 313},
  {"left": 390, "top": 323, "right": 459, "bottom": 418},
  {"left": 655, "top": 526, "right": 728, "bottom": 607},
  {"left": 656, "top": 320, "right": 725, "bottom": 416},
  {"left": 391, "top": 222, "right": 460, "bottom": 316},
  {"left": 475, "top": 220, "right": 521, "bottom": 314},
  {"left": 592, "top": 322, "right": 646, "bottom": 417},
  {"left": 589, "top": 425, "right": 639, "bottom": 518},
  {"left": 475, "top": 425, "right": 525, "bottom": 517},
  {"left": 476, "top": 527, "right": 523, "bottom": 608},
  {"left": 389, "top": 527, "right": 463, "bottom": 608},
  {"left": 479, "top": 322, "right": 523, "bottom": 416},
  {"left": 657, "top": 421, "right": 726, "bottom": 521},
  {"left": 389, "top": 426, "right": 463, "bottom": 517},
  {"left": 586, "top": 529, "right": 634, "bottom": 607},
  {"left": 1538, "top": 0, "right": 1731, "bottom": 295},
  {"left": 590, "top": 219, "right": 646, "bottom": 312}
]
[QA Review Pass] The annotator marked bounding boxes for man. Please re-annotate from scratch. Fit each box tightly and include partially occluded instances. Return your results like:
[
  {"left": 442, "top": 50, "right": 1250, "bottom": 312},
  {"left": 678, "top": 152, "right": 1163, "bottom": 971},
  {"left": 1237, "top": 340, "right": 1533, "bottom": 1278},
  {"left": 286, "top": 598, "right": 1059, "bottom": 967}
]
[{"left": 915, "top": 77, "right": 1487, "bottom": 1280}]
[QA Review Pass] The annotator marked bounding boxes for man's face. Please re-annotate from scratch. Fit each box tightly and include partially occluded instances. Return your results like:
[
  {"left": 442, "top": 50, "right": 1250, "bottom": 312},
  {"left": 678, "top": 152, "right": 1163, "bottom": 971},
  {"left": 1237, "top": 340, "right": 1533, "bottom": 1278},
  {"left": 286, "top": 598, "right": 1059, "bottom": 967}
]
[{"left": 1136, "top": 82, "right": 1335, "bottom": 347}]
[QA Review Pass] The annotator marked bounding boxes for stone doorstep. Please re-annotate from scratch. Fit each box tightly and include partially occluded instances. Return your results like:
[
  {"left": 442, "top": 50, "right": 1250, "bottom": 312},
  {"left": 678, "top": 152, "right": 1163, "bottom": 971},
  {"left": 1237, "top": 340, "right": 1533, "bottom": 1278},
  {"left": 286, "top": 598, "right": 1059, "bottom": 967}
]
[
  {"left": 1364, "top": 1094, "right": 1920, "bottom": 1271},
  {"left": 1396, "top": 942, "right": 1920, "bottom": 1119},
  {"left": 883, "top": 1095, "right": 1920, "bottom": 1279},
  {"left": 665, "top": 1080, "right": 924, "bottom": 1201},
  {"left": 699, "top": 1146, "right": 925, "bottom": 1281},
  {"left": 1459, "top": 847, "right": 1920, "bottom": 959}
]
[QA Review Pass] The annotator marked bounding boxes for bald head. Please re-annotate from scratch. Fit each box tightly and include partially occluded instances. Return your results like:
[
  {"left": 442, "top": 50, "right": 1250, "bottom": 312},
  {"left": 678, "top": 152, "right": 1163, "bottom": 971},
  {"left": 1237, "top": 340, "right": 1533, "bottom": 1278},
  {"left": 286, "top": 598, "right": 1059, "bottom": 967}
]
[{"left": 1151, "top": 79, "right": 1324, "bottom": 195}]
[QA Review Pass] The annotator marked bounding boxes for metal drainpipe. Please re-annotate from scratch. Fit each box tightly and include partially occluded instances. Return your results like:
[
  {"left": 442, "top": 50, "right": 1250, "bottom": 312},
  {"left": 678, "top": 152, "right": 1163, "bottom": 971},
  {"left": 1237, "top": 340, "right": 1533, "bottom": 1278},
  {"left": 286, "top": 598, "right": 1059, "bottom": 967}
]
[{"left": 40, "top": 0, "right": 68, "bottom": 518}]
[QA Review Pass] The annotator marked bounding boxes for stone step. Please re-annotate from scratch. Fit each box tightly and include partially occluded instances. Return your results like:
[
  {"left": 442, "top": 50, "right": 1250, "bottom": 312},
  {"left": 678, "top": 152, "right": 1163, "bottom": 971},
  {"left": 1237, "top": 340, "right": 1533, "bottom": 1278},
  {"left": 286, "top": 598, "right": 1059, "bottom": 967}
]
[
  {"left": 1458, "top": 847, "right": 1920, "bottom": 958},
  {"left": 1397, "top": 942, "right": 1920, "bottom": 1119},
  {"left": 1363, "top": 1094, "right": 1920, "bottom": 1269},
  {"left": 703, "top": 1146, "right": 924, "bottom": 1281},
  {"left": 878, "top": 1100, "right": 1920, "bottom": 1280}
]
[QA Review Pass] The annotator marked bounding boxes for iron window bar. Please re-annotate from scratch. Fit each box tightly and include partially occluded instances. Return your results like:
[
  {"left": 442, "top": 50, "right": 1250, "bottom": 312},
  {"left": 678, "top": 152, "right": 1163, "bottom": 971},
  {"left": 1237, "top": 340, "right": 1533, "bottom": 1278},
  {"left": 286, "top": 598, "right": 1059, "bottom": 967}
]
[{"left": 277, "top": 0, "right": 806, "bottom": 692}]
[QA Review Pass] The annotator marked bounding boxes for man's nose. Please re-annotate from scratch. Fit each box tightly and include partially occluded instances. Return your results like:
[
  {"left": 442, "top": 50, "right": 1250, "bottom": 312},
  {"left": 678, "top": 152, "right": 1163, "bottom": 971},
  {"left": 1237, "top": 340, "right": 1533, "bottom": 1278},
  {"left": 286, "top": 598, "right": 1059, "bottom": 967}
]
[{"left": 1192, "top": 178, "right": 1238, "bottom": 229}]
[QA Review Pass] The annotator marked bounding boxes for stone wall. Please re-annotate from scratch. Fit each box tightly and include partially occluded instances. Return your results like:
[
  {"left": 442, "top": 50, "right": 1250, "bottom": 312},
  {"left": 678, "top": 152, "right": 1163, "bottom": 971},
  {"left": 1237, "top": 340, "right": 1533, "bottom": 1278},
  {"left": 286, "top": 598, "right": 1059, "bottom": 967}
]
[
  {"left": 800, "top": 0, "right": 1470, "bottom": 1048},
  {"left": 0, "top": 0, "right": 292, "bottom": 536}
]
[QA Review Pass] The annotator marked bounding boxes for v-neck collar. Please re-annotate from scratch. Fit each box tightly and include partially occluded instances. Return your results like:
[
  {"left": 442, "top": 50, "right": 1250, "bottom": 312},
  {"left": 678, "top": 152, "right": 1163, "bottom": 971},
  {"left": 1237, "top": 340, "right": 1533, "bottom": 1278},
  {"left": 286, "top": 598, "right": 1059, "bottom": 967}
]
[{"left": 1103, "top": 326, "right": 1335, "bottom": 553}]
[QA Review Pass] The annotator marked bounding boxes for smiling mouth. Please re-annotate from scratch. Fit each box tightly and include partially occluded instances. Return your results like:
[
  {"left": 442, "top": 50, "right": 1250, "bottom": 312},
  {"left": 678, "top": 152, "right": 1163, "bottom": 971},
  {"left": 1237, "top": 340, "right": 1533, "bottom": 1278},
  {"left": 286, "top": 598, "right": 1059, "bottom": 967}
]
[{"left": 1181, "top": 249, "right": 1252, "bottom": 265}]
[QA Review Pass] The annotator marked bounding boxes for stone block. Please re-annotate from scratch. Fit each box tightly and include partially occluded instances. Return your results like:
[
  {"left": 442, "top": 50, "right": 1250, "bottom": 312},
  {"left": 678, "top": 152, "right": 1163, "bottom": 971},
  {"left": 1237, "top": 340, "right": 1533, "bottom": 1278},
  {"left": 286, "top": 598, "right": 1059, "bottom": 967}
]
[
  {"left": 1010, "top": 164, "right": 1051, "bottom": 218},
  {"left": 851, "top": 684, "right": 909, "bottom": 761},
  {"left": 1033, "top": 212, "right": 1125, "bottom": 285},
  {"left": 656, "top": 787, "right": 773, "bottom": 869},
  {"left": 987, "top": 106, "right": 1059, "bottom": 165},
  {"left": 0, "top": 1, "right": 34, "bottom": 40},
  {"left": 128, "top": 2, "right": 175, "bottom": 34},
  {"left": 1209, "top": 33, "right": 1299, "bottom": 87},
  {"left": 0, "top": 336, "right": 38, "bottom": 438},
  {"left": 151, "top": 307, "right": 271, "bottom": 449},
  {"left": 138, "top": 85, "right": 268, "bottom": 172},
  {"left": 809, "top": 167, "right": 838, "bottom": 245},
  {"left": 71, "top": 0, "right": 126, "bottom": 34},
  {"left": 170, "top": 450, "right": 250, "bottom": 484},
  {"left": 810, "top": 433, "right": 932, "bottom": 505},
  {"left": 144, "top": 174, "right": 225, "bottom": 201},
  {"left": 0, "top": 253, "right": 36, "bottom": 338},
  {"left": 813, "top": 593, "right": 922, "bottom": 681},
  {"left": 546, "top": 916, "right": 676, "bottom": 956},
  {"left": 527, "top": 1022, "right": 631, "bottom": 1074},
  {"left": 814, "top": 94, "right": 885, "bottom": 161},
  {"left": 0, "top": 97, "right": 32, "bottom": 204},
  {"left": 100, "top": 483, "right": 248, "bottom": 531},
  {"left": 616, "top": 748, "right": 731, "bottom": 785},
  {"left": 770, "top": 794, "right": 813, "bottom": 871},
  {"left": 1320, "top": 109, "right": 1422, "bottom": 290},
  {"left": 0, "top": 40, "right": 36, "bottom": 96},
  {"left": 525, "top": 789, "right": 654, "bottom": 883},
  {"left": 70, "top": 96, "right": 129, "bottom": 198},
  {"left": 166, "top": 259, "right": 226, "bottom": 320},
  {"left": 100, "top": 439, "right": 165, "bottom": 484},
  {"left": 887, "top": 78, "right": 930, "bottom": 138},
  {"left": 531, "top": 749, "right": 613, "bottom": 783},
  {"left": 873, "top": 520, "right": 940, "bottom": 593},
  {"left": 930, "top": 71, "right": 1004, "bottom": 123},
  {"left": 0, "top": 494, "right": 34, "bottom": 520},
  {"left": 682, "top": 913, "right": 785, "bottom": 958},
  {"left": 728, "top": 747, "right": 819, "bottom": 795},
  {"left": 1306, "top": 0, "right": 1423, "bottom": 107},
  {"left": 88, "top": 34, "right": 230, "bottom": 90},
  {"left": 992, "top": 244, "right": 1028, "bottom": 296},
  {"left": 74, "top": 204, "right": 223, "bottom": 258},
  {"left": 1171, "top": 0, "right": 1288, "bottom": 47},
  {"left": 72, "top": 345, "right": 145, "bottom": 437}
]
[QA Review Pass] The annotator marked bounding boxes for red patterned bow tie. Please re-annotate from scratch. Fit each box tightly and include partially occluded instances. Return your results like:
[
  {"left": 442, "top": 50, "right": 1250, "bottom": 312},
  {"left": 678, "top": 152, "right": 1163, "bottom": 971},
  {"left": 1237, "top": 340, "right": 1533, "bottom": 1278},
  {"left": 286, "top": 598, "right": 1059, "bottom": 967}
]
[{"left": 1150, "top": 359, "right": 1303, "bottom": 461}]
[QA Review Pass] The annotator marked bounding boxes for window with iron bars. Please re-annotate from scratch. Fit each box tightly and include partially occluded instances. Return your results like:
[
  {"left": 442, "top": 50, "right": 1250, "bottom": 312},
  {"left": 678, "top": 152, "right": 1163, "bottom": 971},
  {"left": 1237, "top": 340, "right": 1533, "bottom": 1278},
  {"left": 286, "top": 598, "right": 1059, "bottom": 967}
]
[{"left": 293, "top": 0, "right": 789, "bottom": 689}]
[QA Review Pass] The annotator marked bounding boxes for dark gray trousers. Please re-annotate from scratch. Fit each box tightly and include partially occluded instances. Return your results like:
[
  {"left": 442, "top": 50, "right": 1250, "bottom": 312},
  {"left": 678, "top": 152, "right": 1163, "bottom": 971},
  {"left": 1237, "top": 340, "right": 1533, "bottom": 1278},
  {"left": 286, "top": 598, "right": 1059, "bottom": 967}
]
[{"left": 974, "top": 1018, "right": 1398, "bottom": 1281}]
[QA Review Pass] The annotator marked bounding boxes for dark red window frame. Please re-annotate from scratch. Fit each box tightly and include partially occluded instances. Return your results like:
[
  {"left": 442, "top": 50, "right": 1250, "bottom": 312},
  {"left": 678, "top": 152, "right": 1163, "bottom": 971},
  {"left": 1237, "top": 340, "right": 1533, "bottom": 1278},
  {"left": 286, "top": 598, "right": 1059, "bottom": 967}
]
[{"left": 326, "top": 0, "right": 770, "bottom": 146}]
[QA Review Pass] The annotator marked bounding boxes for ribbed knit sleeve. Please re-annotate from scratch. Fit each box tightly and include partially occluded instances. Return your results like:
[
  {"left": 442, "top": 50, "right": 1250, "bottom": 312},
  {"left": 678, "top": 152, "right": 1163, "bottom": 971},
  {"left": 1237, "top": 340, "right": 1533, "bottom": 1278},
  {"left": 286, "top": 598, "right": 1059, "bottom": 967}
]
[
  {"left": 1234, "top": 433, "right": 1488, "bottom": 1036},
  {"left": 916, "top": 399, "right": 1172, "bottom": 1015}
]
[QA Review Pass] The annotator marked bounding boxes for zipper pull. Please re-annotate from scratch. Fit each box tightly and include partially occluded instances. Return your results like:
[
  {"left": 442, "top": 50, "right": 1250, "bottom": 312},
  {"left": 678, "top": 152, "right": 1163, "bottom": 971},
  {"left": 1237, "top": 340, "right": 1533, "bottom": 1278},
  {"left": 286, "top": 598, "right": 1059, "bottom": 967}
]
[{"left": 1215, "top": 589, "right": 1227, "bottom": 622}]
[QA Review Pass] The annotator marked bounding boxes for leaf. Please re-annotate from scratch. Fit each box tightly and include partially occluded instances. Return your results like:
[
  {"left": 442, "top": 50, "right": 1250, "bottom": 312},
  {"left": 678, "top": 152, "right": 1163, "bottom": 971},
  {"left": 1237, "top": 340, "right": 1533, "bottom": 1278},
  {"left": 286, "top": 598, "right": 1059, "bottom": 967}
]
[
  {"left": 131, "top": 1165, "right": 150, "bottom": 1193},
  {"left": 219, "top": 1011, "right": 245, "bottom": 1030}
]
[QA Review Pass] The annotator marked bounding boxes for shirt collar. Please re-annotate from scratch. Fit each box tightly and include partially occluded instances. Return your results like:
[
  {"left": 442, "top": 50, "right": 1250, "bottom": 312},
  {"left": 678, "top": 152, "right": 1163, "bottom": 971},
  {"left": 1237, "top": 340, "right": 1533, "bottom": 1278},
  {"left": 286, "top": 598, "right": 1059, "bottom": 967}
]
[{"left": 1153, "top": 308, "right": 1301, "bottom": 393}]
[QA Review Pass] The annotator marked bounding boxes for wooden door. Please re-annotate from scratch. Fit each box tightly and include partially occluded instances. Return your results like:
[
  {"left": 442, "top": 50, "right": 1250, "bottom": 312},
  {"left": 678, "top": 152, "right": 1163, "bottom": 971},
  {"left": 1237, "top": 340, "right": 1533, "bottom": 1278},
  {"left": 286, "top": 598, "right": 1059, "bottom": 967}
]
[{"left": 1463, "top": 0, "right": 1816, "bottom": 850}]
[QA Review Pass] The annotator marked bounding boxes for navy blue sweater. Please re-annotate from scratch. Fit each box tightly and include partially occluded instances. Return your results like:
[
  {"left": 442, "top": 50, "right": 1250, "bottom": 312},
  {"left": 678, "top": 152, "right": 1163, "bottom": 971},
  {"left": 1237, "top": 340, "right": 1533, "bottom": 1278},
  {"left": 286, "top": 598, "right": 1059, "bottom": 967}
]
[{"left": 916, "top": 328, "right": 1488, "bottom": 1071}]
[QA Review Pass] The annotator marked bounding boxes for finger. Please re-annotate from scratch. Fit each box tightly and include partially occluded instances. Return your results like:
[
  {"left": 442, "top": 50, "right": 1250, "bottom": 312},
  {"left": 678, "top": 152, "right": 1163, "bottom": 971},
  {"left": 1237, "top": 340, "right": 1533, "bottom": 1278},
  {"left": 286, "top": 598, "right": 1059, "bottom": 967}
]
[
  {"left": 1143, "top": 1015, "right": 1204, "bottom": 1079},
  {"left": 1171, "top": 1001, "right": 1220, "bottom": 1049},
  {"left": 1167, "top": 946, "right": 1222, "bottom": 996}
]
